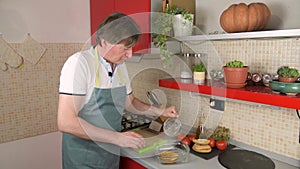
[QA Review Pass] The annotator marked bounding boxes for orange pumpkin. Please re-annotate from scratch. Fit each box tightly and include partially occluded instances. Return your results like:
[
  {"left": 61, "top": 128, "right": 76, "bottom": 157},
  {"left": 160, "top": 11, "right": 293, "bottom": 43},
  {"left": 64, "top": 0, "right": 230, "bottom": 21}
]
[{"left": 220, "top": 2, "right": 271, "bottom": 33}]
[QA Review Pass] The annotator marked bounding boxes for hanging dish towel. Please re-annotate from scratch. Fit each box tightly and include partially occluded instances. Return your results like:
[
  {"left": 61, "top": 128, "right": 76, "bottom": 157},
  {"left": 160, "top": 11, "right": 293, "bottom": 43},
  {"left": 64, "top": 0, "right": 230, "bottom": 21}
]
[
  {"left": 0, "top": 61, "right": 8, "bottom": 71},
  {"left": 0, "top": 34, "right": 23, "bottom": 71},
  {"left": 18, "top": 33, "right": 46, "bottom": 65}
]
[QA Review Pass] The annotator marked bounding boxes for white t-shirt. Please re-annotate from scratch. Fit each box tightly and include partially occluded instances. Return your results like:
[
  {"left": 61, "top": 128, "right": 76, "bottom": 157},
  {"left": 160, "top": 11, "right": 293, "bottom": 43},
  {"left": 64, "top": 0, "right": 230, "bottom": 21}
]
[{"left": 59, "top": 47, "right": 132, "bottom": 105}]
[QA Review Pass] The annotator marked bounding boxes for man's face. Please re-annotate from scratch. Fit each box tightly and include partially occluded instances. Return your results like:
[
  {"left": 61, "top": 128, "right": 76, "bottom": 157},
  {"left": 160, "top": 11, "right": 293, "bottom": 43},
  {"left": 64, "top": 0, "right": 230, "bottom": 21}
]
[{"left": 102, "top": 40, "right": 133, "bottom": 64}]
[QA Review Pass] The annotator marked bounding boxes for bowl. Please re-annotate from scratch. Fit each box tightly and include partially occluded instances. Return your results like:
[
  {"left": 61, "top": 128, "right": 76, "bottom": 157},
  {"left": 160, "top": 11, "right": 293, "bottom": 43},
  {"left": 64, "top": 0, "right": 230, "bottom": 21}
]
[
  {"left": 269, "top": 80, "right": 300, "bottom": 95},
  {"left": 156, "top": 141, "right": 190, "bottom": 164},
  {"left": 163, "top": 118, "right": 182, "bottom": 137}
]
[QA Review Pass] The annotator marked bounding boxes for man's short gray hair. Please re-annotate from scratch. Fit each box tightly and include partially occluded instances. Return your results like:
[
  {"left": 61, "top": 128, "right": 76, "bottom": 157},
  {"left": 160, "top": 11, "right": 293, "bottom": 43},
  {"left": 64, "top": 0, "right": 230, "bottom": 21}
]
[{"left": 96, "top": 12, "right": 141, "bottom": 47}]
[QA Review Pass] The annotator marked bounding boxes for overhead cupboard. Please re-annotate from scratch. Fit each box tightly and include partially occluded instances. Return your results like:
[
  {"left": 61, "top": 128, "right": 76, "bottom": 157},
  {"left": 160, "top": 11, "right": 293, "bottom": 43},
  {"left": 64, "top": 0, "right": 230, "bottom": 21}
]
[{"left": 90, "top": 0, "right": 151, "bottom": 53}]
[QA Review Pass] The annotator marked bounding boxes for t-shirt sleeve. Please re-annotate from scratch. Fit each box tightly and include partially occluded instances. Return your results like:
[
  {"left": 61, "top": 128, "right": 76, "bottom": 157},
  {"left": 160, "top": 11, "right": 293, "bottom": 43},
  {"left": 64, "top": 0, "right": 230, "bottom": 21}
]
[{"left": 59, "top": 53, "right": 88, "bottom": 95}]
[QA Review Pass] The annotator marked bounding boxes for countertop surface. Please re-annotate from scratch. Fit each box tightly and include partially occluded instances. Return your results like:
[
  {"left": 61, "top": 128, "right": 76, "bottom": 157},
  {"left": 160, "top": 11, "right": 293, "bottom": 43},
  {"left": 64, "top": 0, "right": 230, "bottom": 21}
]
[{"left": 121, "top": 132, "right": 299, "bottom": 169}]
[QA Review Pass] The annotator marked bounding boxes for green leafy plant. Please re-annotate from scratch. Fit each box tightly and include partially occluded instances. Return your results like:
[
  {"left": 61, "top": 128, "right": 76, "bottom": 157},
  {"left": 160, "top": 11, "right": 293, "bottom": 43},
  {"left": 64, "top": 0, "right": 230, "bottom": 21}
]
[
  {"left": 210, "top": 126, "right": 230, "bottom": 141},
  {"left": 153, "top": 6, "right": 193, "bottom": 67},
  {"left": 277, "top": 66, "right": 299, "bottom": 78},
  {"left": 192, "top": 63, "right": 206, "bottom": 72},
  {"left": 225, "top": 60, "right": 245, "bottom": 68}
]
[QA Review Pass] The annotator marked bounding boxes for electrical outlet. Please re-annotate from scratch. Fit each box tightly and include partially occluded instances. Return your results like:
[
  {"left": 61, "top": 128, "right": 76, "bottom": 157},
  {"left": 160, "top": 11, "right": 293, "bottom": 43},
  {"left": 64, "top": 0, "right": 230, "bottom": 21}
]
[{"left": 210, "top": 98, "right": 225, "bottom": 111}]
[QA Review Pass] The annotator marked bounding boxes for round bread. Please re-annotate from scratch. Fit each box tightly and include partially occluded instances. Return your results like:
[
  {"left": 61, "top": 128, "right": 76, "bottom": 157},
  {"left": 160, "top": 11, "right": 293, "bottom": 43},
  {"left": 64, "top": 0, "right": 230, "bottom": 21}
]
[
  {"left": 192, "top": 144, "right": 212, "bottom": 153},
  {"left": 159, "top": 150, "right": 179, "bottom": 163},
  {"left": 192, "top": 139, "right": 210, "bottom": 145}
]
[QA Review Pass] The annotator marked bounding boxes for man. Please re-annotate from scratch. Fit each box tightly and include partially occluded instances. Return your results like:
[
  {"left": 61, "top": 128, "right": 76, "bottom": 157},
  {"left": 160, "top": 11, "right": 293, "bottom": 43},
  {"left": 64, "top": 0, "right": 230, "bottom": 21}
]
[{"left": 57, "top": 12, "right": 178, "bottom": 169}]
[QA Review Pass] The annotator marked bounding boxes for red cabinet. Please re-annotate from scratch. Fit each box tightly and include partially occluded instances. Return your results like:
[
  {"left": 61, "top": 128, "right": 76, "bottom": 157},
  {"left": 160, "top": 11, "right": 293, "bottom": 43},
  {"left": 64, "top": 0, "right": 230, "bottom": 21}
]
[
  {"left": 90, "top": 0, "right": 151, "bottom": 53},
  {"left": 119, "top": 157, "right": 147, "bottom": 169}
]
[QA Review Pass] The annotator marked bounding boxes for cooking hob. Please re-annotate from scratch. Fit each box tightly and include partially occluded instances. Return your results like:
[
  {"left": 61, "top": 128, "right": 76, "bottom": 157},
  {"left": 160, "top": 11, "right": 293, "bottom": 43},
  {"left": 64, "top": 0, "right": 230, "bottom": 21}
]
[
  {"left": 121, "top": 111, "right": 152, "bottom": 132},
  {"left": 218, "top": 149, "right": 275, "bottom": 169}
]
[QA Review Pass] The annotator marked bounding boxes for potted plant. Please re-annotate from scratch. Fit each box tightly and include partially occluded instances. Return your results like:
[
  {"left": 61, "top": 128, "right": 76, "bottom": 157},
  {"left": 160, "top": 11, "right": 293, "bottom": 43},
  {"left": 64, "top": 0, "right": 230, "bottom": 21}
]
[
  {"left": 192, "top": 63, "right": 206, "bottom": 83},
  {"left": 153, "top": 6, "right": 193, "bottom": 67},
  {"left": 277, "top": 66, "right": 299, "bottom": 83},
  {"left": 223, "top": 60, "right": 249, "bottom": 88},
  {"left": 168, "top": 7, "right": 194, "bottom": 37}
]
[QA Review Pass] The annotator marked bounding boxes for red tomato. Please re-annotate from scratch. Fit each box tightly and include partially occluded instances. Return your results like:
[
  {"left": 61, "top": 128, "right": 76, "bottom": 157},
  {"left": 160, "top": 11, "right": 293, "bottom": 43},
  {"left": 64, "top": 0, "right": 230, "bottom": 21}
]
[
  {"left": 187, "top": 134, "right": 196, "bottom": 141},
  {"left": 177, "top": 134, "right": 186, "bottom": 141},
  {"left": 216, "top": 140, "right": 227, "bottom": 150},
  {"left": 181, "top": 137, "right": 191, "bottom": 146},
  {"left": 208, "top": 137, "right": 216, "bottom": 148}
]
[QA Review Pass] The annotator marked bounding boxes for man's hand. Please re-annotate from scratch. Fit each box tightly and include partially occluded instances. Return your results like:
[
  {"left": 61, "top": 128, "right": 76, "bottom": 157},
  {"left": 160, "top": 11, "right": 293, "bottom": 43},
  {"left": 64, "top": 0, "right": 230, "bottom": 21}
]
[
  {"left": 114, "top": 131, "right": 146, "bottom": 149},
  {"left": 161, "top": 105, "right": 178, "bottom": 118}
]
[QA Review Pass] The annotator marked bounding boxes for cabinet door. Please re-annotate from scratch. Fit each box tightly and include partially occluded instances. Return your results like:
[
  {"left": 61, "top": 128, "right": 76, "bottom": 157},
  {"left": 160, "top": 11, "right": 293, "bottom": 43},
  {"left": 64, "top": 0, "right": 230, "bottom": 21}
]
[
  {"left": 90, "top": 0, "right": 151, "bottom": 53},
  {"left": 90, "top": 0, "right": 114, "bottom": 44},
  {"left": 119, "top": 157, "right": 147, "bottom": 169},
  {"left": 115, "top": 0, "right": 151, "bottom": 53}
]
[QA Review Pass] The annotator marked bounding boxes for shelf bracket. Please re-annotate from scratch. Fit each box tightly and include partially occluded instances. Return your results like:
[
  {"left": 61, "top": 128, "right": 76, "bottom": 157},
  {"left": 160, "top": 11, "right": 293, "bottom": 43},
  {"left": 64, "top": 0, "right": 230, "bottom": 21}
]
[{"left": 189, "top": 92, "right": 281, "bottom": 110}]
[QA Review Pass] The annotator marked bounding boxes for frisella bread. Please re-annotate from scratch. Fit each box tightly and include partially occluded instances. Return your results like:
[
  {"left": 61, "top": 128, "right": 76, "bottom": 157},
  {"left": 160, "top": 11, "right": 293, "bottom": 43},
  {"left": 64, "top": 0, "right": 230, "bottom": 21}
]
[
  {"left": 192, "top": 139, "right": 212, "bottom": 153},
  {"left": 159, "top": 150, "right": 179, "bottom": 163},
  {"left": 192, "top": 139, "right": 210, "bottom": 145}
]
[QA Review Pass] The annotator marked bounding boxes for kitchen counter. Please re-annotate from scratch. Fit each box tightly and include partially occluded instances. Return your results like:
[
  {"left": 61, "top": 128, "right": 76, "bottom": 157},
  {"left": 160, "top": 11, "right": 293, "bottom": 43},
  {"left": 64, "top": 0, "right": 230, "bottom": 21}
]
[
  {"left": 122, "top": 152, "right": 298, "bottom": 169},
  {"left": 121, "top": 133, "right": 299, "bottom": 169}
]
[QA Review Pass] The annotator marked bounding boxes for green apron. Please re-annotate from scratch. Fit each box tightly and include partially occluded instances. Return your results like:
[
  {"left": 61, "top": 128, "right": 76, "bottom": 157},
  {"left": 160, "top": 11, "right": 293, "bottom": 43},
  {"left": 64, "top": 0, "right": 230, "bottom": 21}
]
[{"left": 62, "top": 48, "right": 127, "bottom": 169}]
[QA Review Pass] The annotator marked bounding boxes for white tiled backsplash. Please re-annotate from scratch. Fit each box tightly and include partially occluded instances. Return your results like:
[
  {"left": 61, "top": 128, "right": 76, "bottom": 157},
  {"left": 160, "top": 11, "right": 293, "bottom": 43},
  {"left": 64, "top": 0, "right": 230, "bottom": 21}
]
[{"left": 0, "top": 38, "right": 299, "bottom": 161}]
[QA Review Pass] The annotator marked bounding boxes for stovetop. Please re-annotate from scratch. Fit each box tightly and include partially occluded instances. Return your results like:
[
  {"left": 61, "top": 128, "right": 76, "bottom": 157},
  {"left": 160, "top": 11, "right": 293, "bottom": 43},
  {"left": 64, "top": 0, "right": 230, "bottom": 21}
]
[{"left": 121, "top": 111, "right": 152, "bottom": 132}]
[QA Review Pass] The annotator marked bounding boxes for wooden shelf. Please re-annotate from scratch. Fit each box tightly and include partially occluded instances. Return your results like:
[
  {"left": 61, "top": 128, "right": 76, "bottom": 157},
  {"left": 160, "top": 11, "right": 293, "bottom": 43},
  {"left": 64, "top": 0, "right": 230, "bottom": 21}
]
[
  {"left": 175, "top": 29, "right": 300, "bottom": 41},
  {"left": 159, "top": 78, "right": 300, "bottom": 110}
]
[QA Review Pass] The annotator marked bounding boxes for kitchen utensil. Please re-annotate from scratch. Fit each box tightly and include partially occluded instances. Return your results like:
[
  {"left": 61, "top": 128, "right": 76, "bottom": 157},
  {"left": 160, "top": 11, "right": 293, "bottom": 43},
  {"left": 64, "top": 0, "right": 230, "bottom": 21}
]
[
  {"left": 147, "top": 91, "right": 161, "bottom": 107},
  {"left": 137, "top": 139, "right": 168, "bottom": 154},
  {"left": 145, "top": 91, "right": 164, "bottom": 133},
  {"left": 147, "top": 120, "right": 163, "bottom": 133},
  {"left": 163, "top": 118, "right": 182, "bottom": 137},
  {"left": 156, "top": 141, "right": 190, "bottom": 164}
]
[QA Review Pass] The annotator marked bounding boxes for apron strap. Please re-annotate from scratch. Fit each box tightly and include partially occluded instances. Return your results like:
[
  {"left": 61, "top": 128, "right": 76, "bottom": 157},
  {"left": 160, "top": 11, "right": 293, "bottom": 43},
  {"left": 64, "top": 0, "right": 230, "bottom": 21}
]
[
  {"left": 94, "top": 47, "right": 101, "bottom": 88},
  {"left": 117, "top": 68, "right": 125, "bottom": 85}
]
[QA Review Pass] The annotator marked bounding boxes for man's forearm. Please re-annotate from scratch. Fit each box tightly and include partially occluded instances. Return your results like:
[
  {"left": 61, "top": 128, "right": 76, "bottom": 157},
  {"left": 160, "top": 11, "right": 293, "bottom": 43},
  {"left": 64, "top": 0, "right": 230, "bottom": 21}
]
[{"left": 125, "top": 97, "right": 163, "bottom": 116}]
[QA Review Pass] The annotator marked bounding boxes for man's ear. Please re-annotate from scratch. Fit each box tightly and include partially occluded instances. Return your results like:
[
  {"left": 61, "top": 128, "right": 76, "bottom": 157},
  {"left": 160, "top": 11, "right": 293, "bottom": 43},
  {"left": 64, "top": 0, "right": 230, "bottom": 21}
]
[{"left": 100, "top": 39, "right": 107, "bottom": 47}]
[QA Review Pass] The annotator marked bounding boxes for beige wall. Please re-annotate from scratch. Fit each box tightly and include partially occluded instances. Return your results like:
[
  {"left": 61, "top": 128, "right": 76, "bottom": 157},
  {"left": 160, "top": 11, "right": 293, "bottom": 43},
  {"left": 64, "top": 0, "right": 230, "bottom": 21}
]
[{"left": 0, "top": 0, "right": 90, "bottom": 43}]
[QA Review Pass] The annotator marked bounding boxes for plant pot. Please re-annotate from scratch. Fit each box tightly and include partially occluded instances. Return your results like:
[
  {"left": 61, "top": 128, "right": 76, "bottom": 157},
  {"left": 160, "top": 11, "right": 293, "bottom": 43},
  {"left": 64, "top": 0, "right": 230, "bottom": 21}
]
[
  {"left": 194, "top": 71, "right": 205, "bottom": 83},
  {"left": 278, "top": 76, "right": 297, "bottom": 83},
  {"left": 173, "top": 14, "right": 194, "bottom": 37},
  {"left": 223, "top": 66, "right": 249, "bottom": 88}
]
